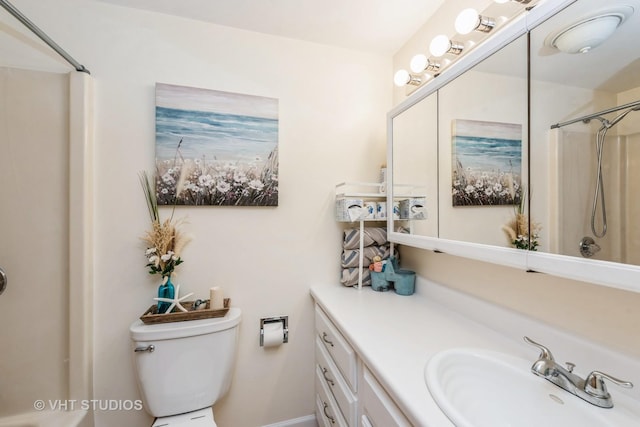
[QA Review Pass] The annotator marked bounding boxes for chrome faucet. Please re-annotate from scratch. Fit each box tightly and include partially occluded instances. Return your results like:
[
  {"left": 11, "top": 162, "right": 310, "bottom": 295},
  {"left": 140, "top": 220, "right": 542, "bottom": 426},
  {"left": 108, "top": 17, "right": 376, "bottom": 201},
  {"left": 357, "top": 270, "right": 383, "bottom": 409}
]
[{"left": 524, "top": 336, "right": 634, "bottom": 408}]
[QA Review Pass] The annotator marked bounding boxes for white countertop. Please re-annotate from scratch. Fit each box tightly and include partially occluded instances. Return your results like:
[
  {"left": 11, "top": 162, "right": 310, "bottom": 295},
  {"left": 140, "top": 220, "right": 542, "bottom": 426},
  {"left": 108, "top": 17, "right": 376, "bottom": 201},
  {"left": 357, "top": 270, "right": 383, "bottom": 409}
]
[{"left": 310, "top": 277, "right": 640, "bottom": 427}]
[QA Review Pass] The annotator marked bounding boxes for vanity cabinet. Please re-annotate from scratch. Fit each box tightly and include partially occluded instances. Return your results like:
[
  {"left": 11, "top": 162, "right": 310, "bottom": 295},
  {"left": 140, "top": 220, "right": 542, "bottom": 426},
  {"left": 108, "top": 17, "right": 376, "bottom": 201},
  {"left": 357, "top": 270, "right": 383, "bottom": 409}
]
[{"left": 315, "top": 304, "right": 413, "bottom": 427}]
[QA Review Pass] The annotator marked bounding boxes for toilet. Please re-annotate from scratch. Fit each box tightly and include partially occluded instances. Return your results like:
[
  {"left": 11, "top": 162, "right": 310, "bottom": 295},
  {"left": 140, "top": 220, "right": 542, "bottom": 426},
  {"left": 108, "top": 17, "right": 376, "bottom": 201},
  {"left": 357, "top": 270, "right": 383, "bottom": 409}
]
[{"left": 129, "top": 308, "right": 241, "bottom": 426}]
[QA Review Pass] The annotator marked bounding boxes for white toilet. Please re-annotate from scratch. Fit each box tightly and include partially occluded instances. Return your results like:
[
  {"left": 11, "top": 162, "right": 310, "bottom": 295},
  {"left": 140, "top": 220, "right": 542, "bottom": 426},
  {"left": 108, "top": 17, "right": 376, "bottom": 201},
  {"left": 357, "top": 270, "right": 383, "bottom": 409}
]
[{"left": 129, "top": 308, "right": 241, "bottom": 426}]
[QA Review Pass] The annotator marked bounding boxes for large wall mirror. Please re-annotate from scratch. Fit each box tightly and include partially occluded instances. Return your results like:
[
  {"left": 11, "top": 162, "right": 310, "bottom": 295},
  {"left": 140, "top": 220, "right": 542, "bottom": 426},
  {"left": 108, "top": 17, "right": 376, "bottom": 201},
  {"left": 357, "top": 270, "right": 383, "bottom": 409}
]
[
  {"left": 438, "top": 34, "right": 528, "bottom": 247},
  {"left": 527, "top": 0, "right": 640, "bottom": 290},
  {"left": 389, "top": 0, "right": 640, "bottom": 292}
]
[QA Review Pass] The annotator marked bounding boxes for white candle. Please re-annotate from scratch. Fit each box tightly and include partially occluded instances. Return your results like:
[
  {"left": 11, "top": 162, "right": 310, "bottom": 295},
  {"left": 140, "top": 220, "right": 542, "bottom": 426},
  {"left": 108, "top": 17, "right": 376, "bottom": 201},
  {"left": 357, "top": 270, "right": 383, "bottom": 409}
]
[{"left": 210, "top": 286, "right": 224, "bottom": 310}]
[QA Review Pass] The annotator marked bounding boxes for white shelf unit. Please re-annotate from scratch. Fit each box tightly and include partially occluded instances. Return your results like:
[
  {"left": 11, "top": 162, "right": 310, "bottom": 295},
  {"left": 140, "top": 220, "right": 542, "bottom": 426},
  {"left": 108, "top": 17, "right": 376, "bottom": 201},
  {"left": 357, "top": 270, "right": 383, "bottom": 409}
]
[{"left": 335, "top": 182, "right": 426, "bottom": 290}]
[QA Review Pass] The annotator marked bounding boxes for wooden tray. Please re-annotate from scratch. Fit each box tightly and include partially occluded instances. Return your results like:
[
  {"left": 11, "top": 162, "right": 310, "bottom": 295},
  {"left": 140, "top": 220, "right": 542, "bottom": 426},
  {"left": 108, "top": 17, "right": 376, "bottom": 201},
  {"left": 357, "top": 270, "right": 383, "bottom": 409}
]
[{"left": 140, "top": 298, "right": 230, "bottom": 324}]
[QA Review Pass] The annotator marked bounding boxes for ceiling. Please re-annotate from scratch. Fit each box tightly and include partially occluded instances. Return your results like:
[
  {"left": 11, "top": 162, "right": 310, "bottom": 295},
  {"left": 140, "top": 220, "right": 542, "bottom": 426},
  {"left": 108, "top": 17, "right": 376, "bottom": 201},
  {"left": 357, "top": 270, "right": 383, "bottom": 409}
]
[{"left": 94, "top": 0, "right": 446, "bottom": 55}]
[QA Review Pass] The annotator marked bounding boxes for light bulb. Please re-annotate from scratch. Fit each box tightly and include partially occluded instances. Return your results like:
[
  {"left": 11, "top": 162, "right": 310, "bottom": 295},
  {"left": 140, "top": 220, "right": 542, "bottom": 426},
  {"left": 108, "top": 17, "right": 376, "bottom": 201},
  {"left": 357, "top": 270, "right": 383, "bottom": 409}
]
[
  {"left": 394, "top": 69, "right": 410, "bottom": 86},
  {"left": 456, "top": 9, "right": 495, "bottom": 34},
  {"left": 456, "top": 9, "right": 480, "bottom": 34},
  {"left": 430, "top": 35, "right": 451, "bottom": 57},
  {"left": 410, "top": 54, "right": 428, "bottom": 73},
  {"left": 430, "top": 35, "right": 463, "bottom": 57}
]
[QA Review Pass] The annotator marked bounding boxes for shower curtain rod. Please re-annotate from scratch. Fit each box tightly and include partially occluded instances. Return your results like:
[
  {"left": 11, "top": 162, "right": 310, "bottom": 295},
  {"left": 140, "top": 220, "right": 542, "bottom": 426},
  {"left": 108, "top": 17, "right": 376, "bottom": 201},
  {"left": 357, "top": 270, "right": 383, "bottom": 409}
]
[
  {"left": 550, "top": 99, "right": 640, "bottom": 129},
  {"left": 0, "top": 0, "right": 89, "bottom": 74}
]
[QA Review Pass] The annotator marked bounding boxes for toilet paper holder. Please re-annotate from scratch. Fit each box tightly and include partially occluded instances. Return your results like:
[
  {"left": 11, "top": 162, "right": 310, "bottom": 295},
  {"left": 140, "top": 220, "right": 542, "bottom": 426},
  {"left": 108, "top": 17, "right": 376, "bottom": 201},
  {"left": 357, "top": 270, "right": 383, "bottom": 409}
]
[{"left": 260, "top": 316, "right": 289, "bottom": 346}]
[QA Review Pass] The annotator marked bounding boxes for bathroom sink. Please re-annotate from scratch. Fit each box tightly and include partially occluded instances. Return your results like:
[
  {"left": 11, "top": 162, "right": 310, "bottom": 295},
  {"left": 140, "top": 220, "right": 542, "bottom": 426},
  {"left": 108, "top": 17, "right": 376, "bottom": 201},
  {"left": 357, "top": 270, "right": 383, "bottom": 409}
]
[{"left": 425, "top": 348, "right": 640, "bottom": 427}]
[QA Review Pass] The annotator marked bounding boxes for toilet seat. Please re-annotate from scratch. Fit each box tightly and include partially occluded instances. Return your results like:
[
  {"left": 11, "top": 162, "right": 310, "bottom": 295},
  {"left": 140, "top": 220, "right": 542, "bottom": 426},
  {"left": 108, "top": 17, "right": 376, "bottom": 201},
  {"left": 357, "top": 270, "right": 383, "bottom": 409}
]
[{"left": 151, "top": 407, "right": 216, "bottom": 427}]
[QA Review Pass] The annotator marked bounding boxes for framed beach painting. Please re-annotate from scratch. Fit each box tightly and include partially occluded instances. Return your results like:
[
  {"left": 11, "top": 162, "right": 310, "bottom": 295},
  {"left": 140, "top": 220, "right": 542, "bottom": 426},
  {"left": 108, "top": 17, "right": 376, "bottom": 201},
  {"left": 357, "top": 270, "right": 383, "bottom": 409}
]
[
  {"left": 155, "top": 83, "right": 279, "bottom": 206},
  {"left": 451, "top": 119, "right": 522, "bottom": 207}
]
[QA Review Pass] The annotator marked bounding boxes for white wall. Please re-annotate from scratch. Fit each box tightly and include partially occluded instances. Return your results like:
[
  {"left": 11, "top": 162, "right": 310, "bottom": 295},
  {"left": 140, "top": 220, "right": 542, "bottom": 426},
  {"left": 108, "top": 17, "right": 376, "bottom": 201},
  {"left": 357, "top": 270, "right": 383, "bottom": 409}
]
[{"left": 1, "top": 1, "right": 390, "bottom": 425}]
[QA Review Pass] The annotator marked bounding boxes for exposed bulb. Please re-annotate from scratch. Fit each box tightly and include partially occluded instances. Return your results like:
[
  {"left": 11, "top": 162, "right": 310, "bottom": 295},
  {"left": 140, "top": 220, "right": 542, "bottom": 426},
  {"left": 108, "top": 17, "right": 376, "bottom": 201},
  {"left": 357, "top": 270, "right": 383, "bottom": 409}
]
[
  {"left": 456, "top": 9, "right": 495, "bottom": 34},
  {"left": 430, "top": 35, "right": 451, "bottom": 57},
  {"left": 394, "top": 69, "right": 410, "bottom": 86},
  {"left": 429, "top": 35, "right": 463, "bottom": 57},
  {"left": 456, "top": 9, "right": 480, "bottom": 34},
  {"left": 410, "top": 54, "right": 428, "bottom": 73}
]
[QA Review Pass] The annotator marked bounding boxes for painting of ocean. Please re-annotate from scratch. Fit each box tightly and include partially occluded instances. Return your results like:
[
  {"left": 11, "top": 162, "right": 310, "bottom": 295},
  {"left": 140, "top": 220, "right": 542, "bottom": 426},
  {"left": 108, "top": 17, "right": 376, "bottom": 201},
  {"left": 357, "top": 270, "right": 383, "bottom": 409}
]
[
  {"left": 451, "top": 119, "right": 522, "bottom": 207},
  {"left": 155, "top": 83, "right": 279, "bottom": 206}
]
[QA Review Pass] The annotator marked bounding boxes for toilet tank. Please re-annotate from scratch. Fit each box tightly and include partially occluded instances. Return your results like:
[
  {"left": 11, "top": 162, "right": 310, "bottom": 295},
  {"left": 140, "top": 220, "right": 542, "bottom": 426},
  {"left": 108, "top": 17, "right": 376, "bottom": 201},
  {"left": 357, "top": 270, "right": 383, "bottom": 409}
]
[{"left": 129, "top": 308, "right": 241, "bottom": 418}]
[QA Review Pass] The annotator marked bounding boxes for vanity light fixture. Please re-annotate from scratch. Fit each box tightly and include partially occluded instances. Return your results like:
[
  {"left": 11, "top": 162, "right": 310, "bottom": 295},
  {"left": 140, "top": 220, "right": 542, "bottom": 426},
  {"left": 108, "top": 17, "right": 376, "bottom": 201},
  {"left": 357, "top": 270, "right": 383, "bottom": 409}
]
[
  {"left": 410, "top": 54, "right": 441, "bottom": 74},
  {"left": 455, "top": 8, "right": 495, "bottom": 34},
  {"left": 429, "top": 35, "right": 464, "bottom": 57},
  {"left": 393, "top": 69, "right": 422, "bottom": 87}
]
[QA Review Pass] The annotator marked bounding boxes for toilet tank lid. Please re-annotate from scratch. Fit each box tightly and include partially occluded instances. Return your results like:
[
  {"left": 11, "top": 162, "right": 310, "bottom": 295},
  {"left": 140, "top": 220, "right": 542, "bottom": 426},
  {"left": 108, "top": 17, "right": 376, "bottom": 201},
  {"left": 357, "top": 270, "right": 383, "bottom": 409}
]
[{"left": 129, "top": 307, "right": 241, "bottom": 341}]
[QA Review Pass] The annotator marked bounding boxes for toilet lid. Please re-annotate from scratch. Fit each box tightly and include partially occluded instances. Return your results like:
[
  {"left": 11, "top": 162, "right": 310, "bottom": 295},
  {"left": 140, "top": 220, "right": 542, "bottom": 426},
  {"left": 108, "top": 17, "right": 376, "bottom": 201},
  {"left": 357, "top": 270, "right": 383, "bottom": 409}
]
[{"left": 151, "top": 407, "right": 216, "bottom": 427}]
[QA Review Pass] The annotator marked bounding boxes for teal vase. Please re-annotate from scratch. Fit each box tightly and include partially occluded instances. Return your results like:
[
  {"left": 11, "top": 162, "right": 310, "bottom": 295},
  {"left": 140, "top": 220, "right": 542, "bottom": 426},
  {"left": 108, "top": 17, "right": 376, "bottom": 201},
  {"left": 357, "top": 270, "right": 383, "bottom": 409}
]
[{"left": 157, "top": 276, "right": 175, "bottom": 313}]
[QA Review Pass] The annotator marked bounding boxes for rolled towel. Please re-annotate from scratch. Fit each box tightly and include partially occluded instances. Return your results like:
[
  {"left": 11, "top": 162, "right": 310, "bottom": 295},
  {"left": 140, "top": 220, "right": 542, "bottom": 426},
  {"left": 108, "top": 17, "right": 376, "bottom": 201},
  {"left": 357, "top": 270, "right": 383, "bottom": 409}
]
[
  {"left": 343, "top": 227, "right": 387, "bottom": 249},
  {"left": 341, "top": 245, "right": 391, "bottom": 268},
  {"left": 340, "top": 268, "right": 371, "bottom": 287}
]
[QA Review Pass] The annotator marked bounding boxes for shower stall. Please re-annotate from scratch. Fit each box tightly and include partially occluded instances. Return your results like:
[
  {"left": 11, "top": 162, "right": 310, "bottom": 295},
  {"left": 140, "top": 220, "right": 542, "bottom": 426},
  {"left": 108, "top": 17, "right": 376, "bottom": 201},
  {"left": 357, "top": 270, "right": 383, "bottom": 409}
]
[
  {"left": 550, "top": 100, "right": 640, "bottom": 266},
  {"left": 0, "top": 1, "right": 93, "bottom": 425}
]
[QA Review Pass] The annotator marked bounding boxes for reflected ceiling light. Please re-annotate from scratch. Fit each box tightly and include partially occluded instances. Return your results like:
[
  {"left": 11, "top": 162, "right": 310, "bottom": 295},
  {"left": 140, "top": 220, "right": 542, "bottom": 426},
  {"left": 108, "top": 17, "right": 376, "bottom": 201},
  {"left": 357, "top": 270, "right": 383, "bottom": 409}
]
[
  {"left": 410, "top": 54, "right": 441, "bottom": 73},
  {"left": 393, "top": 69, "right": 422, "bottom": 87},
  {"left": 455, "top": 8, "right": 495, "bottom": 34},
  {"left": 429, "top": 35, "right": 464, "bottom": 57},
  {"left": 549, "top": 8, "right": 632, "bottom": 54}
]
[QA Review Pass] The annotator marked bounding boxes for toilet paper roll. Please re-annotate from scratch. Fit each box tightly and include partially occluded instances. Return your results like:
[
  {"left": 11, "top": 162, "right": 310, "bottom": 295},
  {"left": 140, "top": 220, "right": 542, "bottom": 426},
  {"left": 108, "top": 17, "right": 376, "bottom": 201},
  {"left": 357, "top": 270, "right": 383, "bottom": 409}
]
[
  {"left": 262, "top": 322, "right": 284, "bottom": 348},
  {"left": 210, "top": 286, "right": 224, "bottom": 310}
]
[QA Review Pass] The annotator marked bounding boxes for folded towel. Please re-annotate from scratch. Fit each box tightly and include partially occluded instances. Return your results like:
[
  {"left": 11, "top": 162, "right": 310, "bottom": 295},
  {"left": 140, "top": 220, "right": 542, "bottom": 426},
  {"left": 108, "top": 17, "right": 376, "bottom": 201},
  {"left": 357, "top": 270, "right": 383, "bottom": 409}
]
[
  {"left": 341, "top": 245, "right": 391, "bottom": 268},
  {"left": 340, "top": 268, "right": 371, "bottom": 287},
  {"left": 343, "top": 227, "right": 387, "bottom": 249}
]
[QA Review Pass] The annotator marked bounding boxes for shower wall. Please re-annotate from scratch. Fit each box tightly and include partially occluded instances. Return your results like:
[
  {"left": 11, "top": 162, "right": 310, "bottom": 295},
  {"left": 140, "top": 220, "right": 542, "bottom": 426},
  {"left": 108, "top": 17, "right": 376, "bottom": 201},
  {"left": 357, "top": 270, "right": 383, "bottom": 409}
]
[
  {"left": 626, "top": 132, "right": 640, "bottom": 265},
  {"left": 0, "top": 67, "right": 69, "bottom": 415},
  {"left": 555, "top": 128, "right": 638, "bottom": 265}
]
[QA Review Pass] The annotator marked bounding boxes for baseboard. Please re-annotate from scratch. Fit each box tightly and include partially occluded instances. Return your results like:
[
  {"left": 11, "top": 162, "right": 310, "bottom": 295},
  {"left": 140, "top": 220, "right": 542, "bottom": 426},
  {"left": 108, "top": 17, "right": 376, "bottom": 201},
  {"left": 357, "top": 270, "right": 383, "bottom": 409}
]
[{"left": 261, "top": 414, "right": 317, "bottom": 427}]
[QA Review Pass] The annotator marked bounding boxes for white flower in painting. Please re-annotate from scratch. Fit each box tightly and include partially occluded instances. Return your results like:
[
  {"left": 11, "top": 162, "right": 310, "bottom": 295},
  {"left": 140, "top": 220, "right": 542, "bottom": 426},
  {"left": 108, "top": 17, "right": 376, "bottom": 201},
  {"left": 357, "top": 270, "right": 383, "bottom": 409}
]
[
  {"left": 217, "top": 181, "right": 231, "bottom": 193},
  {"left": 249, "top": 179, "right": 264, "bottom": 191},
  {"left": 493, "top": 183, "right": 503, "bottom": 193},
  {"left": 452, "top": 189, "right": 459, "bottom": 196},
  {"left": 465, "top": 185, "right": 475, "bottom": 195},
  {"left": 162, "top": 172, "right": 175, "bottom": 185},
  {"left": 198, "top": 174, "right": 214, "bottom": 187},
  {"left": 453, "top": 180, "right": 461, "bottom": 187},
  {"left": 234, "top": 171, "right": 248, "bottom": 184},
  {"left": 484, "top": 188, "right": 493, "bottom": 196},
  {"left": 475, "top": 179, "right": 484, "bottom": 189},
  {"left": 161, "top": 188, "right": 169, "bottom": 194}
]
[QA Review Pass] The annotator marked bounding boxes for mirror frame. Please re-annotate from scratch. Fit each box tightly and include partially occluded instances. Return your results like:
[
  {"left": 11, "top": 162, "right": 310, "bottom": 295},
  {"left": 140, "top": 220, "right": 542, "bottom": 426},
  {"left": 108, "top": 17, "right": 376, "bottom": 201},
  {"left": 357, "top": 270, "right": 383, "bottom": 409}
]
[{"left": 387, "top": 0, "right": 640, "bottom": 293}]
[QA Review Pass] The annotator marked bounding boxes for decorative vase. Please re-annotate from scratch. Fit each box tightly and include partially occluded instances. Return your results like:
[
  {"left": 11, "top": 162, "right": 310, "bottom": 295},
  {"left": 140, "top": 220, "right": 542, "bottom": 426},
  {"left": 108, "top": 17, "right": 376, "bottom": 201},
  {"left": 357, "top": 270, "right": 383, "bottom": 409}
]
[{"left": 157, "top": 275, "right": 175, "bottom": 314}]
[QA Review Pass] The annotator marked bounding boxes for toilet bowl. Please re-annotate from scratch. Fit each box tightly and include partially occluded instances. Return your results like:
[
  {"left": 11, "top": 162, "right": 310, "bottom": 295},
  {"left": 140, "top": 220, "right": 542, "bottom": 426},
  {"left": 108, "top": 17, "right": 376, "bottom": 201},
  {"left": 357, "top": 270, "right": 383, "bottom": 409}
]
[{"left": 130, "top": 307, "right": 241, "bottom": 426}]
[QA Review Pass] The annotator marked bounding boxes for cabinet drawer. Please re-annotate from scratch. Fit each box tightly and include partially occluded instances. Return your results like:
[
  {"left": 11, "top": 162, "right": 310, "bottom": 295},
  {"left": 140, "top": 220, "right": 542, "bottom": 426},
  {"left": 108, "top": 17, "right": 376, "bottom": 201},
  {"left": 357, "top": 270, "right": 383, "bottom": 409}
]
[
  {"left": 361, "top": 367, "right": 411, "bottom": 427},
  {"left": 316, "top": 365, "right": 348, "bottom": 427},
  {"left": 315, "top": 305, "right": 357, "bottom": 392},
  {"left": 316, "top": 336, "right": 357, "bottom": 427}
]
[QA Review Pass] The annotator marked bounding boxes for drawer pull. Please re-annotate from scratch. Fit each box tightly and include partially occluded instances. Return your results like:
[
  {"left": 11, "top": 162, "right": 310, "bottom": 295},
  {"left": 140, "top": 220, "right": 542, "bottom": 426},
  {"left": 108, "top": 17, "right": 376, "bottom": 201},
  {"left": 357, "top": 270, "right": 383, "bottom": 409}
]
[
  {"left": 322, "top": 332, "right": 335, "bottom": 347},
  {"left": 321, "top": 367, "right": 335, "bottom": 386},
  {"left": 322, "top": 401, "right": 336, "bottom": 424}
]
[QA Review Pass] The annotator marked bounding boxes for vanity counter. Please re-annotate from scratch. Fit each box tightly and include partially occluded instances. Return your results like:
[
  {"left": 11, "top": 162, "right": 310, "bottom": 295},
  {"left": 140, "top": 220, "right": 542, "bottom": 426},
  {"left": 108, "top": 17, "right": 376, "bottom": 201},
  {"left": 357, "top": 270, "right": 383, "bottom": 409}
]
[{"left": 310, "top": 278, "right": 640, "bottom": 426}]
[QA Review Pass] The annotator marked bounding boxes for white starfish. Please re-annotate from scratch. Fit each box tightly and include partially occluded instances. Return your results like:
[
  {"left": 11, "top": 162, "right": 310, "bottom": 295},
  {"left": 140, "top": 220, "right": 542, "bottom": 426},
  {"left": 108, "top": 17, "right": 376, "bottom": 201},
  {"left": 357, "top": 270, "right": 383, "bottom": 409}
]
[{"left": 154, "top": 284, "right": 194, "bottom": 313}]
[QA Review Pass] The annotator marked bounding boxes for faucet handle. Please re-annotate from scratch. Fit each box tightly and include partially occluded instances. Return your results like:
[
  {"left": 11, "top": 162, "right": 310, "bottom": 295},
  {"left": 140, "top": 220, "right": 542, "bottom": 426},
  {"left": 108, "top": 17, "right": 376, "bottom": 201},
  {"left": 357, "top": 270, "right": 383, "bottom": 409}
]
[
  {"left": 585, "top": 371, "right": 634, "bottom": 398},
  {"left": 523, "top": 336, "right": 555, "bottom": 360}
]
